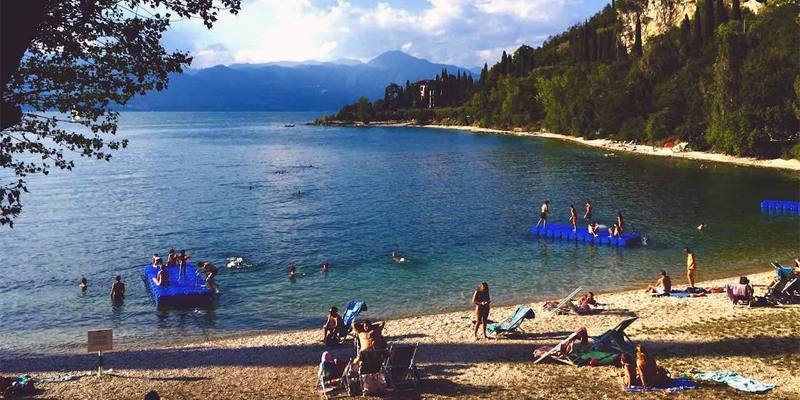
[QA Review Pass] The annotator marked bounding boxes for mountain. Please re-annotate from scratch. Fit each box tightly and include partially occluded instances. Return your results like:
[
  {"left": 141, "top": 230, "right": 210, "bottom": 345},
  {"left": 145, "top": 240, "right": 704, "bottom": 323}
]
[{"left": 125, "top": 51, "right": 474, "bottom": 111}]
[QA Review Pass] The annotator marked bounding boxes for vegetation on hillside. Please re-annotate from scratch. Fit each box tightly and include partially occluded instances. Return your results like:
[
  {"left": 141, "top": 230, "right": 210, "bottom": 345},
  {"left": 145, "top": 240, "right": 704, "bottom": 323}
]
[{"left": 320, "top": 0, "right": 800, "bottom": 160}]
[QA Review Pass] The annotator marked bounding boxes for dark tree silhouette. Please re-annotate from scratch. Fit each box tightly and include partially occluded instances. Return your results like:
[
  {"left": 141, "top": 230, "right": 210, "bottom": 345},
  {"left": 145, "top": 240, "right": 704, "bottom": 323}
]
[{"left": 0, "top": 0, "right": 241, "bottom": 227}]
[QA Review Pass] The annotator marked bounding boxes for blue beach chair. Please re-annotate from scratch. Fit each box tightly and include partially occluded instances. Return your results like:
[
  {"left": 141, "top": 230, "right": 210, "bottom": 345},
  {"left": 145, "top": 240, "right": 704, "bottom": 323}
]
[
  {"left": 339, "top": 300, "right": 367, "bottom": 340},
  {"left": 487, "top": 306, "right": 535, "bottom": 338}
]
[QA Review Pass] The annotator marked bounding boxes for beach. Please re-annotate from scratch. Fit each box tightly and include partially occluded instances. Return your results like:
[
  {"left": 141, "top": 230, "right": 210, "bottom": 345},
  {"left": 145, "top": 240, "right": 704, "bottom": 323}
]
[
  {"left": 351, "top": 122, "right": 800, "bottom": 172},
  {"left": 6, "top": 268, "right": 799, "bottom": 399}
]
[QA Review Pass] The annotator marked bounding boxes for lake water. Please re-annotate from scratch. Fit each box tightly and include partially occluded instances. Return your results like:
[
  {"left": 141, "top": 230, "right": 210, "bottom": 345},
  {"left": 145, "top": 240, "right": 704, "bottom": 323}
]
[{"left": 0, "top": 112, "right": 798, "bottom": 357}]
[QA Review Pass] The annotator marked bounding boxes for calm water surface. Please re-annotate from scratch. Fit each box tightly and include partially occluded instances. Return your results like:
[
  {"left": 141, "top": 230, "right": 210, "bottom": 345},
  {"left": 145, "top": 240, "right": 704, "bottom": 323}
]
[{"left": 0, "top": 112, "right": 798, "bottom": 357}]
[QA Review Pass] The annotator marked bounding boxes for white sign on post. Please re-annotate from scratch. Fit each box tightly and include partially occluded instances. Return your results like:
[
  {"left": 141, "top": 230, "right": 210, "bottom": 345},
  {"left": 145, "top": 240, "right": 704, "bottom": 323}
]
[{"left": 87, "top": 329, "right": 113, "bottom": 376}]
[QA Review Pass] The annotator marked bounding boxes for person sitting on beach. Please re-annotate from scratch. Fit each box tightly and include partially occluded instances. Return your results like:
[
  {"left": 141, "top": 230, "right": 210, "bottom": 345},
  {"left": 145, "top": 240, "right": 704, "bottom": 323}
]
[
  {"left": 588, "top": 222, "right": 600, "bottom": 237},
  {"left": 79, "top": 277, "right": 88, "bottom": 291},
  {"left": 110, "top": 275, "right": 125, "bottom": 302},
  {"left": 152, "top": 265, "right": 168, "bottom": 286},
  {"left": 577, "top": 292, "right": 600, "bottom": 313},
  {"left": 635, "top": 344, "right": 671, "bottom": 388},
  {"left": 620, "top": 353, "right": 637, "bottom": 388},
  {"left": 569, "top": 205, "right": 578, "bottom": 232},
  {"left": 584, "top": 201, "right": 593, "bottom": 221},
  {"left": 200, "top": 262, "right": 220, "bottom": 293},
  {"left": 178, "top": 250, "right": 190, "bottom": 279},
  {"left": 353, "top": 320, "right": 387, "bottom": 353},
  {"left": 318, "top": 351, "right": 344, "bottom": 385},
  {"left": 152, "top": 253, "right": 162, "bottom": 267},
  {"left": 616, "top": 211, "right": 624, "bottom": 233},
  {"left": 471, "top": 282, "right": 491, "bottom": 340},
  {"left": 322, "top": 306, "right": 343, "bottom": 344},
  {"left": 645, "top": 270, "right": 672, "bottom": 295},
  {"left": 167, "top": 248, "right": 178, "bottom": 266},
  {"left": 536, "top": 200, "right": 549, "bottom": 228}
]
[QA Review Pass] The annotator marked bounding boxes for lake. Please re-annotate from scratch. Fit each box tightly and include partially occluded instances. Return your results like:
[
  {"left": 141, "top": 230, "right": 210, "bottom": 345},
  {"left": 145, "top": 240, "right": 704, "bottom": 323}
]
[{"left": 0, "top": 111, "right": 798, "bottom": 357}]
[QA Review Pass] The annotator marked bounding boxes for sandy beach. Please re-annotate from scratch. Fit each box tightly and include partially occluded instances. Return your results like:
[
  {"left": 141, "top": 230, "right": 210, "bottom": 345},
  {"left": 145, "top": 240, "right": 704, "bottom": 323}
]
[
  {"left": 4, "top": 267, "right": 799, "bottom": 399},
  {"left": 347, "top": 121, "right": 800, "bottom": 172}
]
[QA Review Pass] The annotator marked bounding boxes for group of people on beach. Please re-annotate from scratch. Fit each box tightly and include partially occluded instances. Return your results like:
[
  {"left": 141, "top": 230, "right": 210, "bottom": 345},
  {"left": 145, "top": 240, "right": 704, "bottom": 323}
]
[{"left": 536, "top": 200, "right": 625, "bottom": 238}]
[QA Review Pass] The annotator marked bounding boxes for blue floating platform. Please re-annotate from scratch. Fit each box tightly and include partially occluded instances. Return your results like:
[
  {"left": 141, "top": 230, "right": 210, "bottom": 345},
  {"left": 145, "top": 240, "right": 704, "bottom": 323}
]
[
  {"left": 143, "top": 262, "right": 213, "bottom": 308},
  {"left": 761, "top": 200, "right": 800, "bottom": 215},
  {"left": 530, "top": 223, "right": 641, "bottom": 247}
]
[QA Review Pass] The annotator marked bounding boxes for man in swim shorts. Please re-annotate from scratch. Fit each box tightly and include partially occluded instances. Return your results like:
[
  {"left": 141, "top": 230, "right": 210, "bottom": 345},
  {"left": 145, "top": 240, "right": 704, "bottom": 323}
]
[
  {"left": 110, "top": 275, "right": 125, "bottom": 302},
  {"left": 178, "top": 250, "right": 190, "bottom": 279},
  {"left": 200, "top": 262, "right": 220, "bottom": 293}
]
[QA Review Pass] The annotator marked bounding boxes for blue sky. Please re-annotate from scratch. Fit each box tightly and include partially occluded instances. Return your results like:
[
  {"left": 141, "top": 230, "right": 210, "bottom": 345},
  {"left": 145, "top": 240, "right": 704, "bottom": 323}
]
[{"left": 164, "top": 0, "right": 610, "bottom": 68}]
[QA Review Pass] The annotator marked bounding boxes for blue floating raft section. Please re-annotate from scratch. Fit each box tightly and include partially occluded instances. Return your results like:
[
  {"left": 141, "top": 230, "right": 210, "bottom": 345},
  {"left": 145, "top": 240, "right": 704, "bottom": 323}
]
[
  {"left": 143, "top": 262, "right": 213, "bottom": 308},
  {"left": 530, "top": 223, "right": 641, "bottom": 247},
  {"left": 760, "top": 200, "right": 800, "bottom": 215}
]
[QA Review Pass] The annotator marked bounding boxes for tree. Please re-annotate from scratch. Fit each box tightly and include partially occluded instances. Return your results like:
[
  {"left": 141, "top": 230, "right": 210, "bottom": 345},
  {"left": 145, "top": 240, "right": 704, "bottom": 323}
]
[
  {"left": 355, "top": 97, "right": 373, "bottom": 123},
  {"left": 1, "top": 0, "right": 241, "bottom": 227},
  {"left": 715, "top": 0, "right": 728, "bottom": 27},
  {"left": 693, "top": 6, "right": 704, "bottom": 47},
  {"left": 707, "top": 23, "right": 746, "bottom": 155},
  {"left": 680, "top": 14, "right": 692, "bottom": 53},
  {"left": 731, "top": 0, "right": 741, "bottom": 20},
  {"left": 633, "top": 13, "right": 643, "bottom": 56},
  {"left": 703, "top": 0, "right": 715, "bottom": 40}
]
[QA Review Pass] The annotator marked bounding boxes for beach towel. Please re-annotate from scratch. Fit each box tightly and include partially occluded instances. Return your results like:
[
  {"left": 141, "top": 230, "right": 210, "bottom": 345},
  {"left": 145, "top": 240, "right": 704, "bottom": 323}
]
[
  {"left": 693, "top": 370, "right": 775, "bottom": 393},
  {"left": 578, "top": 351, "right": 618, "bottom": 366},
  {"left": 667, "top": 290, "right": 690, "bottom": 298},
  {"left": 625, "top": 377, "right": 698, "bottom": 392}
]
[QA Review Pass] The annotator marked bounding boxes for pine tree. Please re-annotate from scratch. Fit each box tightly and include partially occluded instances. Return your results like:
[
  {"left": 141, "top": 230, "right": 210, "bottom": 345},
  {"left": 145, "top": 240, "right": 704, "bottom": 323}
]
[
  {"left": 680, "top": 14, "right": 692, "bottom": 50},
  {"left": 703, "top": 0, "right": 715, "bottom": 40},
  {"left": 730, "top": 0, "right": 741, "bottom": 20},
  {"left": 633, "top": 13, "right": 643, "bottom": 56},
  {"left": 715, "top": 0, "right": 728, "bottom": 27},
  {"left": 693, "top": 6, "right": 703, "bottom": 47}
]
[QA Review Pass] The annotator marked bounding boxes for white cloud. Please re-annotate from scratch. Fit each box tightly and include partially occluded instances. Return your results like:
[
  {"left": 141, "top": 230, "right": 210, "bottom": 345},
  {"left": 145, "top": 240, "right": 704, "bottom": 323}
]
[{"left": 164, "top": 0, "right": 602, "bottom": 68}]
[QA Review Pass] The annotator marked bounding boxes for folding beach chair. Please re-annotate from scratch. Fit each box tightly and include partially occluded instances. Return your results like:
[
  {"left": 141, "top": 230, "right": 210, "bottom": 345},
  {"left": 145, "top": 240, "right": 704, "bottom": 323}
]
[
  {"left": 533, "top": 327, "right": 589, "bottom": 366},
  {"left": 317, "top": 359, "right": 354, "bottom": 399},
  {"left": 724, "top": 283, "right": 753, "bottom": 308},
  {"left": 487, "top": 306, "right": 535, "bottom": 338},
  {"left": 767, "top": 263, "right": 799, "bottom": 304},
  {"left": 543, "top": 286, "right": 583, "bottom": 315},
  {"left": 353, "top": 349, "right": 388, "bottom": 397},
  {"left": 339, "top": 300, "right": 367, "bottom": 340},
  {"left": 382, "top": 344, "right": 420, "bottom": 392},
  {"left": 592, "top": 317, "right": 638, "bottom": 355}
]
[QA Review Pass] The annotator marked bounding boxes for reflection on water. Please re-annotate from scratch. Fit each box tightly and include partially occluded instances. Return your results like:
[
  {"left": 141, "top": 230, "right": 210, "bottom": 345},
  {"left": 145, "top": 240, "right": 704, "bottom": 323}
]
[{"left": 0, "top": 111, "right": 798, "bottom": 357}]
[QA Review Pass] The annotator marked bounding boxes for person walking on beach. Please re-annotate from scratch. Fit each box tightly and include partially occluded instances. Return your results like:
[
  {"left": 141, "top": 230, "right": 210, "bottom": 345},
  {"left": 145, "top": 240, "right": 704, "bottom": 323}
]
[
  {"left": 471, "top": 282, "right": 491, "bottom": 340},
  {"left": 584, "top": 201, "right": 593, "bottom": 222},
  {"left": 536, "top": 201, "right": 550, "bottom": 229},
  {"left": 110, "top": 275, "right": 125, "bottom": 302},
  {"left": 569, "top": 205, "right": 578, "bottom": 232},
  {"left": 684, "top": 247, "right": 697, "bottom": 288}
]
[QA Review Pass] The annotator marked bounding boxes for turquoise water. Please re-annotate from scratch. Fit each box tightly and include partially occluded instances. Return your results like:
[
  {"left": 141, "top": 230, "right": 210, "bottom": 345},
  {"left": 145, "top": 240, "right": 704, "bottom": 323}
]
[{"left": 0, "top": 112, "right": 798, "bottom": 357}]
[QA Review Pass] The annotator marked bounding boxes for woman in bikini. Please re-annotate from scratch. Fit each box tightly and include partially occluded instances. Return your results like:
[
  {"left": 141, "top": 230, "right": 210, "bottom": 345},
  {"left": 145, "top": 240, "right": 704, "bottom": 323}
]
[
  {"left": 471, "top": 282, "right": 491, "bottom": 340},
  {"left": 569, "top": 205, "right": 578, "bottom": 232}
]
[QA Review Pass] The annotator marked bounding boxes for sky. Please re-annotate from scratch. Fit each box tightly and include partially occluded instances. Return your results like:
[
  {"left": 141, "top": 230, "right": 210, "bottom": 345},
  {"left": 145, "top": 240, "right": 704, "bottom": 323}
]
[{"left": 163, "top": 0, "right": 610, "bottom": 69}]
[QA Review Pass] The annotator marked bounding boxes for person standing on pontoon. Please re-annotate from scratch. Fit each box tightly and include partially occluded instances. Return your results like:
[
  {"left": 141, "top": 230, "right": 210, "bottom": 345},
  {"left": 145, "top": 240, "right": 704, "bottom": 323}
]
[
  {"left": 569, "top": 205, "right": 578, "bottom": 232},
  {"left": 584, "top": 201, "right": 593, "bottom": 222},
  {"left": 200, "top": 262, "right": 220, "bottom": 294},
  {"left": 616, "top": 211, "right": 624, "bottom": 233},
  {"left": 536, "top": 200, "right": 550, "bottom": 229},
  {"left": 178, "top": 249, "right": 190, "bottom": 279},
  {"left": 167, "top": 248, "right": 178, "bottom": 266}
]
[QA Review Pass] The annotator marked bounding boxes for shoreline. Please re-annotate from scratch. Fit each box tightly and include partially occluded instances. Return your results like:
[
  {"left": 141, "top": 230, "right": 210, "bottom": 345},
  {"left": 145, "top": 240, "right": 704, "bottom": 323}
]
[
  {"left": 329, "top": 121, "right": 800, "bottom": 172},
  {"left": 5, "top": 266, "right": 799, "bottom": 399}
]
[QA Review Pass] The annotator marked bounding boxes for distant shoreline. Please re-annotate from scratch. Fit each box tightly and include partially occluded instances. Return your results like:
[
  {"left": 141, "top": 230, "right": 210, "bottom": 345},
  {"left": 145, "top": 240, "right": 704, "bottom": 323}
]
[{"left": 319, "top": 120, "right": 800, "bottom": 172}]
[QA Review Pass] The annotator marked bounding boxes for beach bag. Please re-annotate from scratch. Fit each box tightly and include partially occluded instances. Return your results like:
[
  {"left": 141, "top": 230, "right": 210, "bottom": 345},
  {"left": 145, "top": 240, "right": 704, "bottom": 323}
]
[{"left": 361, "top": 372, "right": 387, "bottom": 394}]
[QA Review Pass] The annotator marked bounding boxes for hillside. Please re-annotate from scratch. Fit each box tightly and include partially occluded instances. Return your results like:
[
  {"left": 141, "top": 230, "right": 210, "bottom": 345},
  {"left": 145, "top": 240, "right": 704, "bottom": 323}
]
[
  {"left": 125, "top": 51, "right": 474, "bottom": 111},
  {"left": 322, "top": 0, "right": 800, "bottom": 160}
]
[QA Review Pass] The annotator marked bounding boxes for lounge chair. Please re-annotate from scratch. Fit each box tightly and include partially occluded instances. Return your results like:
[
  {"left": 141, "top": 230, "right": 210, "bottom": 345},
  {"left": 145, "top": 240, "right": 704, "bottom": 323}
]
[
  {"left": 382, "top": 344, "right": 420, "bottom": 391},
  {"left": 724, "top": 283, "right": 753, "bottom": 308},
  {"left": 767, "top": 262, "right": 800, "bottom": 304},
  {"left": 339, "top": 300, "right": 367, "bottom": 340},
  {"left": 487, "top": 306, "right": 534, "bottom": 338},
  {"left": 592, "top": 317, "right": 637, "bottom": 355},
  {"left": 533, "top": 327, "right": 590, "bottom": 366},
  {"left": 353, "top": 349, "right": 388, "bottom": 396},
  {"left": 318, "top": 359, "right": 354, "bottom": 399},
  {"left": 542, "top": 286, "right": 584, "bottom": 315}
]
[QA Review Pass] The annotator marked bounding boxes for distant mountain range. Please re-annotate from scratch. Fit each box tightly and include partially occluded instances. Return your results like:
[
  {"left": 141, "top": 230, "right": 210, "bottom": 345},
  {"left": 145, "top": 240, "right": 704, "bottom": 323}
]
[{"left": 126, "top": 51, "right": 475, "bottom": 111}]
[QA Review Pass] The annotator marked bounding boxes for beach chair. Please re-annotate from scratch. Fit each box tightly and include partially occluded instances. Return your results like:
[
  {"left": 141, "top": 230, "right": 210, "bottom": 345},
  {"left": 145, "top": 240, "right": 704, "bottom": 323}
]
[
  {"left": 317, "top": 359, "right": 354, "bottom": 399},
  {"left": 487, "top": 306, "right": 534, "bottom": 338},
  {"left": 767, "top": 263, "right": 799, "bottom": 304},
  {"left": 543, "top": 286, "right": 583, "bottom": 315},
  {"left": 592, "top": 317, "right": 638, "bottom": 355},
  {"left": 352, "top": 349, "right": 388, "bottom": 397},
  {"left": 382, "top": 344, "right": 420, "bottom": 392},
  {"left": 533, "top": 327, "right": 589, "bottom": 366},
  {"left": 724, "top": 283, "right": 753, "bottom": 308},
  {"left": 339, "top": 300, "right": 367, "bottom": 340}
]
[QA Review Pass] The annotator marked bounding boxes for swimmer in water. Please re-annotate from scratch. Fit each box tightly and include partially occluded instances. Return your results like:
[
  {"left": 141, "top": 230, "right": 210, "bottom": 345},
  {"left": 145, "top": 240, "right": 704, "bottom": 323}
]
[
  {"left": 288, "top": 262, "right": 297, "bottom": 278},
  {"left": 80, "top": 277, "right": 88, "bottom": 291},
  {"left": 321, "top": 262, "right": 330, "bottom": 272},
  {"left": 697, "top": 223, "right": 707, "bottom": 230}
]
